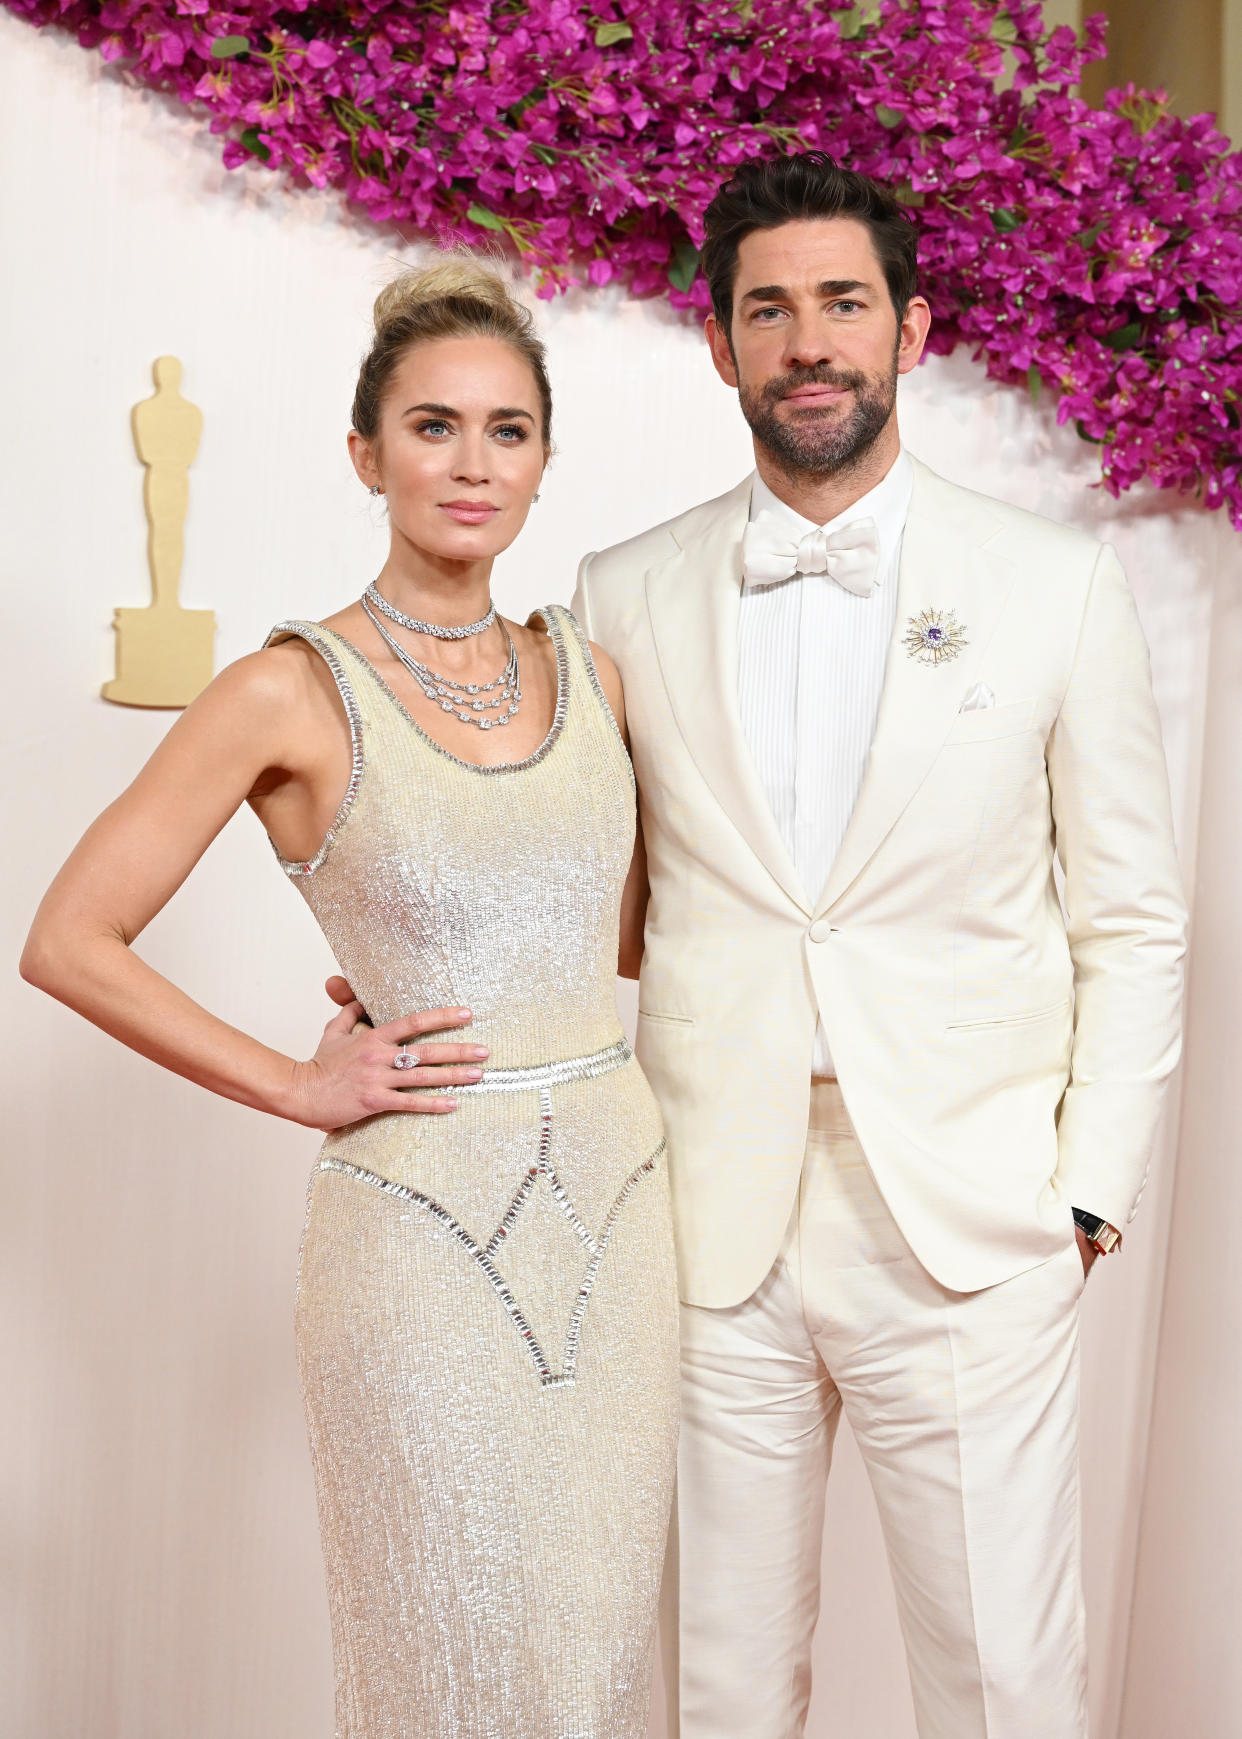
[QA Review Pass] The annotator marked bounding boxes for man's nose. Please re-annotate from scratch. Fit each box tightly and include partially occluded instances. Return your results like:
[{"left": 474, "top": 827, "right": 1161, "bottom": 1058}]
[{"left": 783, "top": 316, "right": 836, "bottom": 371}]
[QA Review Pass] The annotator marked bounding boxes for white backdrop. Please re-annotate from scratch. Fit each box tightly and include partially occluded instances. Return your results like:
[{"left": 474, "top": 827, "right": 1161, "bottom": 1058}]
[{"left": 1, "top": 15, "right": 1234, "bottom": 1739}]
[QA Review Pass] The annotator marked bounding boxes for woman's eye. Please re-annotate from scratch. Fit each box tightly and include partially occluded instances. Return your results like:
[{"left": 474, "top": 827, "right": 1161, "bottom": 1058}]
[
  {"left": 416, "top": 419, "right": 451, "bottom": 437},
  {"left": 494, "top": 424, "right": 529, "bottom": 442}
]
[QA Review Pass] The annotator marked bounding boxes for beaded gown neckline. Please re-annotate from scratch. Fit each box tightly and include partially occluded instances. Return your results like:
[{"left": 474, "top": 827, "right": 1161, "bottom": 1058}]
[{"left": 330, "top": 606, "right": 570, "bottom": 776}]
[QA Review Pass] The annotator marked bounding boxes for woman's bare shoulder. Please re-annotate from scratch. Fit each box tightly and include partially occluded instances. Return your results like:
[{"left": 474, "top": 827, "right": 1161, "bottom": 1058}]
[
  {"left": 218, "top": 638, "right": 326, "bottom": 709},
  {"left": 184, "top": 639, "right": 346, "bottom": 765}
]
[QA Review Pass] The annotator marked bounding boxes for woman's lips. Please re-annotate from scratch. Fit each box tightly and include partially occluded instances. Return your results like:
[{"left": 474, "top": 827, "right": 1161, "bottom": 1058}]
[{"left": 440, "top": 501, "right": 500, "bottom": 524}]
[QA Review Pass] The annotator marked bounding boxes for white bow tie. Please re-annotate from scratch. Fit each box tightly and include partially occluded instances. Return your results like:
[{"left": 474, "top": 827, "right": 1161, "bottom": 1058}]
[{"left": 742, "top": 510, "right": 880, "bottom": 598}]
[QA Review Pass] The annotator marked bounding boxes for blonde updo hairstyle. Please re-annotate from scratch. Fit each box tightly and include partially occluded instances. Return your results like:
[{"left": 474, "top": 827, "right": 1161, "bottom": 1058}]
[{"left": 351, "top": 258, "right": 553, "bottom": 453}]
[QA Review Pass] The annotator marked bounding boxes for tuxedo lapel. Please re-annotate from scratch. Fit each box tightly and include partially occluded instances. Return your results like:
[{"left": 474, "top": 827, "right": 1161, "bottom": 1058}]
[
  {"left": 816, "top": 460, "right": 1017, "bottom": 915},
  {"left": 644, "top": 477, "right": 810, "bottom": 913}
]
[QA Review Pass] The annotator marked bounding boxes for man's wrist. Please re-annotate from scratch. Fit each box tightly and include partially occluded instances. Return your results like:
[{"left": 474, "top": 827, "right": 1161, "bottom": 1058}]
[{"left": 1071, "top": 1207, "right": 1122, "bottom": 1256}]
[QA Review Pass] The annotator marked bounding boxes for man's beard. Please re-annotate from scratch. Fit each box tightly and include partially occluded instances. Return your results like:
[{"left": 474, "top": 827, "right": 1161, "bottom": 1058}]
[{"left": 738, "top": 353, "right": 898, "bottom": 479}]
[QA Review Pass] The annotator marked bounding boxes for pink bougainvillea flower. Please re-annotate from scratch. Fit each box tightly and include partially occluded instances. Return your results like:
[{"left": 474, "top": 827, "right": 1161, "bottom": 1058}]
[{"left": 4, "top": 0, "right": 1240, "bottom": 522}]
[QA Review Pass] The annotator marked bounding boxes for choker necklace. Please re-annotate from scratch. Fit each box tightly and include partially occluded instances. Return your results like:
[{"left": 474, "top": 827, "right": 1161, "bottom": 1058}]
[
  {"left": 364, "top": 582, "right": 496, "bottom": 641},
  {"left": 361, "top": 596, "right": 522, "bottom": 731}
]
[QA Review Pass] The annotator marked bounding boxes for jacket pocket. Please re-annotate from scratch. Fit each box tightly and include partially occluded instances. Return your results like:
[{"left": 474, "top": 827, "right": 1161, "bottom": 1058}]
[
  {"left": 942, "top": 698, "right": 1037, "bottom": 744},
  {"left": 946, "top": 998, "right": 1070, "bottom": 1032},
  {"left": 637, "top": 1008, "right": 696, "bottom": 1028}
]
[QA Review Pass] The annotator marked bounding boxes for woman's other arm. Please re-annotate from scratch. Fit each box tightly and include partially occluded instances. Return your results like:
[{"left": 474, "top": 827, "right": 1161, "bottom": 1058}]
[{"left": 590, "top": 642, "right": 649, "bottom": 981}]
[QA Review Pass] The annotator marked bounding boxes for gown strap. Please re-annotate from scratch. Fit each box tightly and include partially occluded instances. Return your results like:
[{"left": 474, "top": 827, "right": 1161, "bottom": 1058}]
[
  {"left": 261, "top": 620, "right": 365, "bottom": 877},
  {"left": 530, "top": 603, "right": 632, "bottom": 783}
]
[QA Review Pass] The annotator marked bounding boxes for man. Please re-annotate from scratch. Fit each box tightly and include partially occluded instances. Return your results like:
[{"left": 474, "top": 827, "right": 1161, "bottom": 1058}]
[{"left": 571, "top": 152, "right": 1187, "bottom": 1737}]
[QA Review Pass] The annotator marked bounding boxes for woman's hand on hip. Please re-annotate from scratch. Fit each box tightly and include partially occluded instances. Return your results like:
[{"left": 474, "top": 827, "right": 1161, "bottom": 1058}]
[{"left": 286, "top": 1002, "right": 489, "bottom": 1130}]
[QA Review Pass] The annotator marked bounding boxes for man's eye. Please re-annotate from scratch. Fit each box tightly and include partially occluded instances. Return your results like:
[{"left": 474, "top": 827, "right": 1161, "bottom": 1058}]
[
  {"left": 833, "top": 301, "right": 862, "bottom": 314},
  {"left": 753, "top": 307, "right": 786, "bottom": 321}
]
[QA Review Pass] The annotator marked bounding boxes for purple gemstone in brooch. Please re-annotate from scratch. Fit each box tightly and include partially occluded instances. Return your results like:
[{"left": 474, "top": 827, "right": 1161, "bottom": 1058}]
[{"left": 903, "top": 608, "right": 968, "bottom": 666}]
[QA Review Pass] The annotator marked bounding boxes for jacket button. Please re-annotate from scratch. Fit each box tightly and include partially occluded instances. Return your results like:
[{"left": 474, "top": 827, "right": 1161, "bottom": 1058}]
[{"left": 808, "top": 918, "right": 833, "bottom": 943}]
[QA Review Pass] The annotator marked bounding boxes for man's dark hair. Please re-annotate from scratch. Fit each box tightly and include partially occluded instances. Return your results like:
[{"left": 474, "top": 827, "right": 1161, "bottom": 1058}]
[{"left": 700, "top": 152, "right": 919, "bottom": 338}]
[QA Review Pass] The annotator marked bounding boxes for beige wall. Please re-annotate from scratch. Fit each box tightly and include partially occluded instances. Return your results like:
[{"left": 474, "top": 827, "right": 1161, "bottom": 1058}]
[
  {"left": 1118, "top": 498, "right": 1242, "bottom": 1735},
  {"left": 0, "top": 14, "right": 1235, "bottom": 1739},
  {"left": 1041, "top": 0, "right": 1085, "bottom": 32},
  {"left": 1226, "top": 0, "right": 1242, "bottom": 135},
  {"left": 1077, "top": 0, "right": 1242, "bottom": 128},
  {"left": 1083, "top": 0, "right": 1222, "bottom": 117}
]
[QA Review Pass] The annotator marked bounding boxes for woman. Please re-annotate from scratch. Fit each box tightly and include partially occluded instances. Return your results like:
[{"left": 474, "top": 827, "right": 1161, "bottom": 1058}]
[{"left": 21, "top": 260, "right": 678, "bottom": 1737}]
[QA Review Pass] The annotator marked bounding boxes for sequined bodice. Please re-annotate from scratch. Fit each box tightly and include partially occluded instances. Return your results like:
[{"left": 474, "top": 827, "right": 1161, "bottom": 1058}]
[{"left": 266, "top": 606, "right": 635, "bottom": 1069}]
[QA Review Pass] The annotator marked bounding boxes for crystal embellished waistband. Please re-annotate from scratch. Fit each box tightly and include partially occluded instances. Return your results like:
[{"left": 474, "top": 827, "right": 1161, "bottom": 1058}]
[{"left": 452, "top": 1035, "right": 633, "bottom": 1095}]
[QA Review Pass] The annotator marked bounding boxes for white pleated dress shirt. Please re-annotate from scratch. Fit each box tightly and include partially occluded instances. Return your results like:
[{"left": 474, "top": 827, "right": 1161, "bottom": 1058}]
[{"left": 738, "top": 449, "right": 914, "bottom": 1076}]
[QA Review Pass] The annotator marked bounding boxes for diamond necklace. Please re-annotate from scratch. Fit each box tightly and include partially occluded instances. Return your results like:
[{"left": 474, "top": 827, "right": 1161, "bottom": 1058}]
[
  {"left": 360, "top": 596, "right": 522, "bottom": 731},
  {"left": 364, "top": 581, "right": 496, "bottom": 640}
]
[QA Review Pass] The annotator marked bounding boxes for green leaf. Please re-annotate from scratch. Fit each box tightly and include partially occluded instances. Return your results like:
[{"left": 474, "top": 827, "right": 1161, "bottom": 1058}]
[
  {"left": 210, "top": 35, "right": 250, "bottom": 59},
  {"left": 991, "top": 208, "right": 1024, "bottom": 234},
  {"left": 1007, "top": 121, "right": 1030, "bottom": 153},
  {"left": 837, "top": 8, "right": 864, "bottom": 39},
  {"left": 594, "top": 22, "right": 633, "bottom": 47},
  {"left": 1079, "top": 219, "right": 1108, "bottom": 250},
  {"left": 239, "top": 126, "right": 271, "bottom": 162},
  {"left": 668, "top": 237, "right": 700, "bottom": 293},
  {"left": 507, "top": 88, "right": 543, "bottom": 124},
  {"left": 1027, "top": 363, "right": 1041, "bottom": 405},
  {"left": 874, "top": 104, "right": 902, "bottom": 128},
  {"left": 1075, "top": 419, "right": 1101, "bottom": 444},
  {"left": 1103, "top": 321, "right": 1142, "bottom": 351},
  {"left": 466, "top": 203, "right": 507, "bottom": 232}
]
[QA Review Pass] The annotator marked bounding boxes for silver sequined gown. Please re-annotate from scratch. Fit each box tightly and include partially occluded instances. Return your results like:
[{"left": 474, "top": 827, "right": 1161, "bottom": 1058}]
[{"left": 264, "top": 607, "right": 678, "bottom": 1739}]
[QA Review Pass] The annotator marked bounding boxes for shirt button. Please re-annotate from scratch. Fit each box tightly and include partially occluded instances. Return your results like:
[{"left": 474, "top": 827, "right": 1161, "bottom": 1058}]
[{"left": 808, "top": 918, "right": 833, "bottom": 943}]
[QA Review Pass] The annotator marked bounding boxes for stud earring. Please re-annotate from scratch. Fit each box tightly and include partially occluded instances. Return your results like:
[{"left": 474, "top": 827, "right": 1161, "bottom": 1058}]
[
  {"left": 369, "top": 485, "right": 381, "bottom": 498},
  {"left": 532, "top": 492, "right": 541, "bottom": 503}
]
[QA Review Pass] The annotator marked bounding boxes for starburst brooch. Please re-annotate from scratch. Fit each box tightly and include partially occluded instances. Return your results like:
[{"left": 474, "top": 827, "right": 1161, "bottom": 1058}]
[{"left": 903, "top": 608, "right": 969, "bottom": 665}]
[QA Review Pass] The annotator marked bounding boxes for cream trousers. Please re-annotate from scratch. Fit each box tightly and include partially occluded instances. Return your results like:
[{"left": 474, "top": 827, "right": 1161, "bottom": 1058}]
[{"left": 665, "top": 1082, "right": 1089, "bottom": 1739}]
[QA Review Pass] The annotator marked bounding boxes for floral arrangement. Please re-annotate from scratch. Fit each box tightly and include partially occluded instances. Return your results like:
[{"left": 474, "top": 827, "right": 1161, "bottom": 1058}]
[{"left": 7, "top": 0, "right": 1241, "bottom": 522}]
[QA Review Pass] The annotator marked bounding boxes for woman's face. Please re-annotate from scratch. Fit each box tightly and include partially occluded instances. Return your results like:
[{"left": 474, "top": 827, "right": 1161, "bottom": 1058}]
[{"left": 351, "top": 334, "right": 546, "bottom": 564}]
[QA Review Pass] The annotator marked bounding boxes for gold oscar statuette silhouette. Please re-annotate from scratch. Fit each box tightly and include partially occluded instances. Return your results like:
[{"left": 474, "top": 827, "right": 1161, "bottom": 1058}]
[{"left": 103, "top": 356, "right": 215, "bottom": 708}]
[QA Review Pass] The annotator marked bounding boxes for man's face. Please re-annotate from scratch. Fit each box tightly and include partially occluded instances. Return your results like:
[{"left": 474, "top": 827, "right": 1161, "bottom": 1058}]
[{"left": 706, "top": 217, "right": 930, "bottom": 478}]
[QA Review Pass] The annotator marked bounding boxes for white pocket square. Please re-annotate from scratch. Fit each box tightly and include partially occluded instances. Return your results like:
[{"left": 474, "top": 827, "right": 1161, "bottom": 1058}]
[{"left": 959, "top": 683, "right": 995, "bottom": 712}]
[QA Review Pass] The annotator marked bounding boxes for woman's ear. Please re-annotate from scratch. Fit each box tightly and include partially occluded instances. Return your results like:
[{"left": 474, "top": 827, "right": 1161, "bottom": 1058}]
[{"left": 347, "top": 429, "right": 380, "bottom": 491}]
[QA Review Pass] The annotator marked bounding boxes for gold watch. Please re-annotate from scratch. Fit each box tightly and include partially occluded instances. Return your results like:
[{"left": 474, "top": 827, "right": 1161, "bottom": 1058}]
[{"left": 1072, "top": 1208, "right": 1122, "bottom": 1256}]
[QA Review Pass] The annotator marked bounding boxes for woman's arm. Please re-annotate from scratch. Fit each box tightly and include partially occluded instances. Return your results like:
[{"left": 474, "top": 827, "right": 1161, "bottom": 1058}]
[
  {"left": 617, "top": 819, "right": 650, "bottom": 981},
  {"left": 590, "top": 642, "right": 650, "bottom": 980},
  {"left": 20, "top": 647, "right": 486, "bottom": 1128}
]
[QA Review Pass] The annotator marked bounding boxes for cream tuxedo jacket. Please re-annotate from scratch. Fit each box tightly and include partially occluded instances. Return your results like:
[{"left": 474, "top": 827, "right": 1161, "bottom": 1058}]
[{"left": 573, "top": 457, "right": 1188, "bottom": 1307}]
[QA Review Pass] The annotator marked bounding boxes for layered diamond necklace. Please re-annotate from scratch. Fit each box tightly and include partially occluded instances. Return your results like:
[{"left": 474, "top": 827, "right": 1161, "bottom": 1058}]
[{"left": 361, "top": 582, "right": 522, "bottom": 731}]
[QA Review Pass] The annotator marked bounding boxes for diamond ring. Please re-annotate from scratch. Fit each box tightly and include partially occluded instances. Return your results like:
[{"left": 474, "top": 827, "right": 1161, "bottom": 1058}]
[{"left": 393, "top": 1045, "right": 418, "bottom": 1071}]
